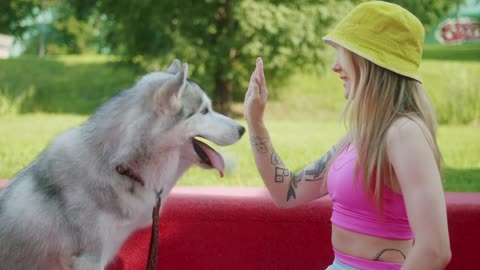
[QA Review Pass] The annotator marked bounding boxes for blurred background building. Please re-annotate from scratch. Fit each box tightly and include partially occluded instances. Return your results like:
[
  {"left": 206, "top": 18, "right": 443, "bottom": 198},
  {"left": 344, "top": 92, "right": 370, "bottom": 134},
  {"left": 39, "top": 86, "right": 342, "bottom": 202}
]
[{"left": 0, "top": 34, "right": 14, "bottom": 58}]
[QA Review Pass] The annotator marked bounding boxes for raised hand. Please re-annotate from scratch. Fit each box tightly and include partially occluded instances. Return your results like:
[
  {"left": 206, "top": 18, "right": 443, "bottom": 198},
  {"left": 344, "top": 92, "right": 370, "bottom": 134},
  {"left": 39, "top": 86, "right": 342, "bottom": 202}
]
[{"left": 244, "top": 57, "right": 269, "bottom": 127}]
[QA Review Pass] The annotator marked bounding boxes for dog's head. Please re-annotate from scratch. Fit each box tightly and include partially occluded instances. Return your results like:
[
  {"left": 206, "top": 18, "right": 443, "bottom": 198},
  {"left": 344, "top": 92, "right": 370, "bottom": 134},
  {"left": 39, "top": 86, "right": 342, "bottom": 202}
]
[
  {"left": 100, "top": 59, "right": 244, "bottom": 179},
  {"left": 151, "top": 59, "right": 245, "bottom": 176}
]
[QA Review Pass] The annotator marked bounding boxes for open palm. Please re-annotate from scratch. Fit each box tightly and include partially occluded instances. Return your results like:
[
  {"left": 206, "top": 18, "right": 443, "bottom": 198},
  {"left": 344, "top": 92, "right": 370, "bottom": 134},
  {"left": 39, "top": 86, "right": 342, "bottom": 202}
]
[{"left": 244, "top": 58, "right": 269, "bottom": 126}]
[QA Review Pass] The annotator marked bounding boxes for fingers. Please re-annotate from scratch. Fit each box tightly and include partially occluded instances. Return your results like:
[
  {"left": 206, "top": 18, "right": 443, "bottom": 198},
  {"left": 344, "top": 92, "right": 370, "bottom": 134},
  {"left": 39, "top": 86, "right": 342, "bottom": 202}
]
[
  {"left": 256, "top": 57, "right": 265, "bottom": 87},
  {"left": 255, "top": 57, "right": 268, "bottom": 102},
  {"left": 246, "top": 73, "right": 257, "bottom": 100},
  {"left": 252, "top": 83, "right": 260, "bottom": 98},
  {"left": 246, "top": 57, "right": 267, "bottom": 101},
  {"left": 255, "top": 57, "right": 268, "bottom": 97},
  {"left": 249, "top": 65, "right": 257, "bottom": 85}
]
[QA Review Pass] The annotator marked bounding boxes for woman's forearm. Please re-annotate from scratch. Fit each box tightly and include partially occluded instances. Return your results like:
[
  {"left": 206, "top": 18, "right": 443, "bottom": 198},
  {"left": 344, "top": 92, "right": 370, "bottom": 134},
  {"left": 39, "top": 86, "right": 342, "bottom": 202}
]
[
  {"left": 247, "top": 122, "right": 334, "bottom": 207},
  {"left": 248, "top": 122, "right": 294, "bottom": 207}
]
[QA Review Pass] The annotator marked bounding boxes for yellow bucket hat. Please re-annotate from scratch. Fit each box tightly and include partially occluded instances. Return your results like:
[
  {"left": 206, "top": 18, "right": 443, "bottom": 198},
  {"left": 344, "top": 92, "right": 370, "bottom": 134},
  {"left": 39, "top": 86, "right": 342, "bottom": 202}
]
[{"left": 322, "top": 1, "right": 424, "bottom": 82}]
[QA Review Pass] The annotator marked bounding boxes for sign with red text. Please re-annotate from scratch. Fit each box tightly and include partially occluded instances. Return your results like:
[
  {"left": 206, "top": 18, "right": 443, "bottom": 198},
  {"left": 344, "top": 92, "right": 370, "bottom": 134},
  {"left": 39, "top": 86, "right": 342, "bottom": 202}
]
[{"left": 435, "top": 17, "right": 480, "bottom": 44}]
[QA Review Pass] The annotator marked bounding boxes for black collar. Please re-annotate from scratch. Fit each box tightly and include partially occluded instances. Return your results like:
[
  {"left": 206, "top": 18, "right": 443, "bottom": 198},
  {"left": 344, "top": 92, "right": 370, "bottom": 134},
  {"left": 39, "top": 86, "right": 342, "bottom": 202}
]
[{"left": 115, "top": 165, "right": 144, "bottom": 186}]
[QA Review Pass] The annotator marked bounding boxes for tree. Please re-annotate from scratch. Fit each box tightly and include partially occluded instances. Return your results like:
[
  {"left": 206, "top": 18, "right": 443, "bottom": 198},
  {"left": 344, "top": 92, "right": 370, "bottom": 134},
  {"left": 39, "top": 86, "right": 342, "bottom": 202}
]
[
  {"left": 385, "top": 0, "right": 459, "bottom": 30},
  {"left": 1, "top": 0, "right": 101, "bottom": 56},
  {"left": 71, "top": 0, "right": 357, "bottom": 115},
  {"left": 0, "top": 0, "right": 39, "bottom": 36}
]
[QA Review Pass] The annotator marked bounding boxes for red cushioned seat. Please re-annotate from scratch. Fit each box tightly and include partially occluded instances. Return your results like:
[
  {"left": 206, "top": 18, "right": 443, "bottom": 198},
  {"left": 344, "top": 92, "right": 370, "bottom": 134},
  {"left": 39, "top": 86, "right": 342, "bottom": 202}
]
[{"left": 1, "top": 181, "right": 479, "bottom": 269}]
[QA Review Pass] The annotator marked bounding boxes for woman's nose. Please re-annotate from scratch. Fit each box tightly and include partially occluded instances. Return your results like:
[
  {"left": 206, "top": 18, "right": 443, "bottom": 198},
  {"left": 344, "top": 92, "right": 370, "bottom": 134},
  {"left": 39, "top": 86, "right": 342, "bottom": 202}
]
[{"left": 331, "top": 63, "right": 341, "bottom": 73}]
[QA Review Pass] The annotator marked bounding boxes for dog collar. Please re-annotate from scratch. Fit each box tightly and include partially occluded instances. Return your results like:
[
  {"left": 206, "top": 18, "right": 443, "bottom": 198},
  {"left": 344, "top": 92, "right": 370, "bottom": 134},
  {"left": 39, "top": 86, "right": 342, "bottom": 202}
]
[
  {"left": 115, "top": 165, "right": 144, "bottom": 186},
  {"left": 115, "top": 164, "right": 161, "bottom": 269}
]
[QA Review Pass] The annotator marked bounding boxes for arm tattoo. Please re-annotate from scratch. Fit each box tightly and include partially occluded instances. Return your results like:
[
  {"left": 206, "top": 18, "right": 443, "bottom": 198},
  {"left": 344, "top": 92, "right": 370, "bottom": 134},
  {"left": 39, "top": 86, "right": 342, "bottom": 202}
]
[
  {"left": 271, "top": 149, "right": 280, "bottom": 165},
  {"left": 286, "top": 146, "right": 336, "bottom": 201},
  {"left": 287, "top": 184, "right": 296, "bottom": 201},
  {"left": 275, "top": 167, "right": 290, "bottom": 183},
  {"left": 286, "top": 171, "right": 304, "bottom": 201},
  {"left": 271, "top": 149, "right": 288, "bottom": 183},
  {"left": 304, "top": 150, "right": 333, "bottom": 181},
  {"left": 252, "top": 138, "right": 291, "bottom": 184},
  {"left": 293, "top": 170, "right": 304, "bottom": 187},
  {"left": 250, "top": 136, "right": 270, "bottom": 154}
]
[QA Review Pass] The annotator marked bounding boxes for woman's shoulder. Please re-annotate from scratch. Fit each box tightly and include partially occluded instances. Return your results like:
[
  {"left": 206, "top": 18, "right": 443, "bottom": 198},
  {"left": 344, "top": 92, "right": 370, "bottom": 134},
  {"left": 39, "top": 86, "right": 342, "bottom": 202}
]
[
  {"left": 385, "top": 117, "right": 430, "bottom": 153},
  {"left": 388, "top": 116, "right": 421, "bottom": 134}
]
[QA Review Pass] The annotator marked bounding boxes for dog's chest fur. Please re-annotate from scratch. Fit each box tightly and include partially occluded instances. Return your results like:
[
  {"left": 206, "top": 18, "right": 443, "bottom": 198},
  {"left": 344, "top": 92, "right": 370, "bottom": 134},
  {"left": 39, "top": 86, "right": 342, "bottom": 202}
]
[
  {"left": 0, "top": 59, "right": 245, "bottom": 269},
  {"left": 0, "top": 128, "right": 185, "bottom": 267}
]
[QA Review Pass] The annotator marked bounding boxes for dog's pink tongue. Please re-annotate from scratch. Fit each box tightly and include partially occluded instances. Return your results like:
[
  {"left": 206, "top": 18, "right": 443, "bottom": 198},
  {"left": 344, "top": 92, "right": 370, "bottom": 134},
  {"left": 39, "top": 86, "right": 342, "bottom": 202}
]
[{"left": 196, "top": 140, "right": 225, "bottom": 177}]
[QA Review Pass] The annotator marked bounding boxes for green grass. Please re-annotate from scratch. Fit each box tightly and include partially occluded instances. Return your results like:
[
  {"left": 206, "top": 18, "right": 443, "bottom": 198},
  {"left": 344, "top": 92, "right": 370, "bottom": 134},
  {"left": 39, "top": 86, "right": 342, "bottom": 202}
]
[
  {"left": 423, "top": 44, "right": 480, "bottom": 62},
  {"left": 1, "top": 47, "right": 480, "bottom": 124},
  {"left": 421, "top": 60, "right": 480, "bottom": 124},
  {"left": 0, "top": 114, "right": 86, "bottom": 178},
  {"left": 265, "top": 59, "right": 480, "bottom": 125},
  {"left": 436, "top": 125, "right": 480, "bottom": 191},
  {"left": 0, "top": 55, "right": 139, "bottom": 115},
  {"left": 0, "top": 49, "right": 479, "bottom": 191},
  {"left": 0, "top": 114, "right": 478, "bottom": 192}
]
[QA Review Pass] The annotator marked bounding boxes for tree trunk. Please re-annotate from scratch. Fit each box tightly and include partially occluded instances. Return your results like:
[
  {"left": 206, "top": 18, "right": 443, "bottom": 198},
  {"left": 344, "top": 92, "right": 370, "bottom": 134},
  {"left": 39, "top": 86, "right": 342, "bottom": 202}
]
[
  {"left": 212, "top": 0, "right": 235, "bottom": 116},
  {"left": 213, "top": 69, "right": 233, "bottom": 116},
  {"left": 39, "top": 0, "right": 46, "bottom": 58}
]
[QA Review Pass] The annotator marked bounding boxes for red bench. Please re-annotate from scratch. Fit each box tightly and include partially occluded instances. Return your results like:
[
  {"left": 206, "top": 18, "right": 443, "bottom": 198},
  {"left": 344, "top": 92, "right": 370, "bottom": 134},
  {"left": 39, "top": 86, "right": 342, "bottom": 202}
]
[
  {"left": 1, "top": 181, "right": 478, "bottom": 269},
  {"left": 108, "top": 187, "right": 480, "bottom": 270}
]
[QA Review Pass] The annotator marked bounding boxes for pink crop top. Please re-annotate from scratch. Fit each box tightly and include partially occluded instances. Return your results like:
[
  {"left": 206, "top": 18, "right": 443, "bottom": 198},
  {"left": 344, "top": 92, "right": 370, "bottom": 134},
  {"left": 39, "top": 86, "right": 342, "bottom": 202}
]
[{"left": 327, "top": 143, "right": 413, "bottom": 240}]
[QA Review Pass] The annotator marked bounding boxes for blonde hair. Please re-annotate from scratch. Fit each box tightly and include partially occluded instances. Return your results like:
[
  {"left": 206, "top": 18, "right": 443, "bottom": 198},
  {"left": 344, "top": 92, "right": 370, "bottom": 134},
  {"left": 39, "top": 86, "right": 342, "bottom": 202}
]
[{"left": 337, "top": 47, "right": 442, "bottom": 210}]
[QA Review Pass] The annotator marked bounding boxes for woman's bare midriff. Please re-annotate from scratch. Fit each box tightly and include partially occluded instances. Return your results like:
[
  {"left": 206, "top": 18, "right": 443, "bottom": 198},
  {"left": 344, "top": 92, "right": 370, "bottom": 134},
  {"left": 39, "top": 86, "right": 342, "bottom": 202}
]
[{"left": 332, "top": 224, "right": 414, "bottom": 263}]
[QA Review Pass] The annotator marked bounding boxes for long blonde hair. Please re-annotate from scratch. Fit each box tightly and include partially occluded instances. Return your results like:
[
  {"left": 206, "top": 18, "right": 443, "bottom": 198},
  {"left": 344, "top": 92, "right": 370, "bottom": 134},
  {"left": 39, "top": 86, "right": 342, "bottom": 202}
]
[{"left": 338, "top": 47, "right": 442, "bottom": 209}]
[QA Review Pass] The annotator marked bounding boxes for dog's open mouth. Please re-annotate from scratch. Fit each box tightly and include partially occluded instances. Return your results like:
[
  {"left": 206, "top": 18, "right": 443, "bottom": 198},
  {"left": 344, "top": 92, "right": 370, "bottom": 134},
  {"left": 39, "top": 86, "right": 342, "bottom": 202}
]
[{"left": 192, "top": 137, "right": 225, "bottom": 177}]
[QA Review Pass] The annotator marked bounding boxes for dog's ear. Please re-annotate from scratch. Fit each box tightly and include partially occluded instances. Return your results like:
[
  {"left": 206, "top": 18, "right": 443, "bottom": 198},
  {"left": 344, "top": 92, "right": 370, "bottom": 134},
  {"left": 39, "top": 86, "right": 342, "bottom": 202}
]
[
  {"left": 166, "top": 59, "right": 181, "bottom": 74},
  {"left": 154, "top": 63, "right": 188, "bottom": 115}
]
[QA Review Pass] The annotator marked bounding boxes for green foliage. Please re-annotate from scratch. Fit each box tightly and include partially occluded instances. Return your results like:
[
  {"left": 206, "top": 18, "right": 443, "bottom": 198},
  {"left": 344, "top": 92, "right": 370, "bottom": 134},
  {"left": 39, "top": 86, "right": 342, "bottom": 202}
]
[
  {"left": 0, "top": 54, "right": 478, "bottom": 190},
  {"left": 67, "top": 0, "right": 358, "bottom": 112},
  {"left": 384, "top": 0, "right": 458, "bottom": 30},
  {"left": 3, "top": 0, "right": 466, "bottom": 112},
  {"left": 234, "top": 1, "right": 347, "bottom": 92},
  {"left": 1, "top": 46, "right": 479, "bottom": 124},
  {"left": 24, "top": 2, "right": 102, "bottom": 55},
  {"left": 0, "top": 0, "right": 39, "bottom": 36},
  {"left": 1, "top": 0, "right": 102, "bottom": 55}
]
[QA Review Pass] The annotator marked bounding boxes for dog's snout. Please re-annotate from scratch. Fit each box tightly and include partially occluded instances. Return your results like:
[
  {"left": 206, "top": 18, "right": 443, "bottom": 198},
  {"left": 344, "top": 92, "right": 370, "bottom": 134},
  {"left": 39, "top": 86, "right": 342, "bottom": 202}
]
[{"left": 238, "top": 126, "right": 246, "bottom": 137}]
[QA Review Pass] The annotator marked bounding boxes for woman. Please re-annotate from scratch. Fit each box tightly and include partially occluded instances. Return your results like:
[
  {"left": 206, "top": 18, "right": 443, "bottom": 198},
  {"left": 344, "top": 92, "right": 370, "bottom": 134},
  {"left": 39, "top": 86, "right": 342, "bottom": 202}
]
[{"left": 243, "top": 1, "right": 451, "bottom": 269}]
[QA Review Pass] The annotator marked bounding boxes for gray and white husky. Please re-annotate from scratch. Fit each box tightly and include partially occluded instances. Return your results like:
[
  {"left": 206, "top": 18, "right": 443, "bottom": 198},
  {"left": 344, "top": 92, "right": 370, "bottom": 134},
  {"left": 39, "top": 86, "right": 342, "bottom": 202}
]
[{"left": 0, "top": 59, "right": 245, "bottom": 270}]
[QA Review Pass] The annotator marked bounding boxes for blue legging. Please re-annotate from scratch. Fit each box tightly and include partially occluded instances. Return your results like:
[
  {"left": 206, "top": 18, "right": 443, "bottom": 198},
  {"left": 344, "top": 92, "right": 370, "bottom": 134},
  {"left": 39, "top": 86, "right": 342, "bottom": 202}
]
[{"left": 326, "top": 259, "right": 359, "bottom": 270}]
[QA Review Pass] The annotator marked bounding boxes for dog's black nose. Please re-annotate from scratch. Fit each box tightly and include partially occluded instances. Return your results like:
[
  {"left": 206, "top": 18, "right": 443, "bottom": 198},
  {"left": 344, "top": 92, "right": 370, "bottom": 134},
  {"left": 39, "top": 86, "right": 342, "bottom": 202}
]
[{"left": 238, "top": 126, "right": 246, "bottom": 137}]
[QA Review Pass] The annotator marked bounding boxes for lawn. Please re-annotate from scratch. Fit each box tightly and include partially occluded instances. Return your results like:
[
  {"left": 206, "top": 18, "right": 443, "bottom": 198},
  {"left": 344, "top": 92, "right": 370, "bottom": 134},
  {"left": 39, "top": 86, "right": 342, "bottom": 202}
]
[
  {"left": 0, "top": 114, "right": 478, "bottom": 192},
  {"left": 0, "top": 55, "right": 138, "bottom": 115},
  {"left": 422, "top": 44, "right": 480, "bottom": 62},
  {"left": 0, "top": 46, "right": 479, "bottom": 191}
]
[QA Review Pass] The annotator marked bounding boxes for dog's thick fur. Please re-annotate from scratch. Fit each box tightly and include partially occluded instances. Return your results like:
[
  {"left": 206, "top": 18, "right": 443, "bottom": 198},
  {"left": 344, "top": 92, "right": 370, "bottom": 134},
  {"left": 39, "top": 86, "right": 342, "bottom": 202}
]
[{"left": 0, "top": 60, "right": 245, "bottom": 270}]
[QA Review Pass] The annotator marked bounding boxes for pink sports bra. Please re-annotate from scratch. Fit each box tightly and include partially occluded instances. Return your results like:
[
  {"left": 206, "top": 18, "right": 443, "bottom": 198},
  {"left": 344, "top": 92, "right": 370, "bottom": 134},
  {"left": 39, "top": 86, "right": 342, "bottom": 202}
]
[{"left": 327, "top": 143, "right": 413, "bottom": 240}]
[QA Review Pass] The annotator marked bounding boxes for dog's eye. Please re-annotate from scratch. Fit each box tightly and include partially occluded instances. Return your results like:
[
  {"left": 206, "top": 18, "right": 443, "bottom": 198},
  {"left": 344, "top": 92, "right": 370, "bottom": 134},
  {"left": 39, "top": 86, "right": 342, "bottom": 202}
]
[{"left": 201, "top": 108, "right": 209, "bottom": 115}]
